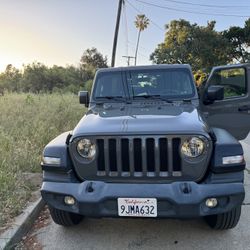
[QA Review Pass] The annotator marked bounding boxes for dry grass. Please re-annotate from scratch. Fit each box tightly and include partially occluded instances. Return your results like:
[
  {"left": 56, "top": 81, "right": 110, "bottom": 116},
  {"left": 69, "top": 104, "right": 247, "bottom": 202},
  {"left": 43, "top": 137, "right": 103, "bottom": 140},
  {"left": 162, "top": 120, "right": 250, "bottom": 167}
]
[{"left": 0, "top": 93, "right": 85, "bottom": 228}]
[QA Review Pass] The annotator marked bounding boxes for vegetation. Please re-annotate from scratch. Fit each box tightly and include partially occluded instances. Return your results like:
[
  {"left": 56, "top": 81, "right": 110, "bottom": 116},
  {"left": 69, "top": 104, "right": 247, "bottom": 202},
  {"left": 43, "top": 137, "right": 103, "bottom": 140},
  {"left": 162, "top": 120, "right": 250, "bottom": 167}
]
[
  {"left": 193, "top": 70, "right": 208, "bottom": 87},
  {"left": 0, "top": 47, "right": 104, "bottom": 229},
  {"left": 0, "top": 93, "right": 85, "bottom": 228},
  {"left": 150, "top": 20, "right": 230, "bottom": 71},
  {"left": 150, "top": 18, "right": 250, "bottom": 72},
  {"left": 0, "top": 48, "right": 107, "bottom": 95},
  {"left": 223, "top": 19, "right": 250, "bottom": 63}
]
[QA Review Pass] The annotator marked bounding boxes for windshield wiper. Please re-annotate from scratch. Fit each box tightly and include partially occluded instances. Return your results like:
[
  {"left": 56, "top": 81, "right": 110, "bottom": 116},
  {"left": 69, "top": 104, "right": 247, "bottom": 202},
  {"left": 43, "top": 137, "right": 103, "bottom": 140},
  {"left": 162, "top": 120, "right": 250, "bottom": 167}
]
[
  {"left": 96, "top": 96, "right": 124, "bottom": 100},
  {"left": 95, "top": 96, "right": 126, "bottom": 102},
  {"left": 133, "top": 95, "right": 173, "bottom": 103},
  {"left": 133, "top": 94, "right": 160, "bottom": 99},
  {"left": 95, "top": 96, "right": 131, "bottom": 104}
]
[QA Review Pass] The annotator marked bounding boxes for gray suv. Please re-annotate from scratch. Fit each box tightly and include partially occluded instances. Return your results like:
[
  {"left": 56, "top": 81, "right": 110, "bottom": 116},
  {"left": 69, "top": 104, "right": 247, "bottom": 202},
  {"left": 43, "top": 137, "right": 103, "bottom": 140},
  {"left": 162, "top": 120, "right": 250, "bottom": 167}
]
[{"left": 41, "top": 64, "right": 249, "bottom": 229}]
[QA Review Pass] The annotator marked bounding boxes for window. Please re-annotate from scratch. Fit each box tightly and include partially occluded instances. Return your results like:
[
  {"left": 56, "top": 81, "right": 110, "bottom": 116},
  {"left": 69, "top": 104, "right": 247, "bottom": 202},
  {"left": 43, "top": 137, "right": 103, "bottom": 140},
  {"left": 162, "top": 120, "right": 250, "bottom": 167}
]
[
  {"left": 208, "top": 68, "right": 246, "bottom": 99},
  {"left": 94, "top": 72, "right": 125, "bottom": 98},
  {"left": 126, "top": 69, "right": 195, "bottom": 99}
]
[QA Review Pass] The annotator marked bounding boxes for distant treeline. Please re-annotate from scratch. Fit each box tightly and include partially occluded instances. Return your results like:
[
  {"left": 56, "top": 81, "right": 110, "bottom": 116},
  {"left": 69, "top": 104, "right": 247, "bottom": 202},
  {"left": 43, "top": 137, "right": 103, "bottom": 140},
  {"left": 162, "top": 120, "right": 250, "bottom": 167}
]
[{"left": 0, "top": 48, "right": 107, "bottom": 94}]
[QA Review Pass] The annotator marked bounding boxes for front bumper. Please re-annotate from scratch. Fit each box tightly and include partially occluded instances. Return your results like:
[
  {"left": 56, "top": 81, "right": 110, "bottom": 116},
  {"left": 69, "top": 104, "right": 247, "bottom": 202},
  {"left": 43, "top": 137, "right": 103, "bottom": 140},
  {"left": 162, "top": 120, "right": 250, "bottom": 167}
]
[{"left": 41, "top": 181, "right": 244, "bottom": 218}]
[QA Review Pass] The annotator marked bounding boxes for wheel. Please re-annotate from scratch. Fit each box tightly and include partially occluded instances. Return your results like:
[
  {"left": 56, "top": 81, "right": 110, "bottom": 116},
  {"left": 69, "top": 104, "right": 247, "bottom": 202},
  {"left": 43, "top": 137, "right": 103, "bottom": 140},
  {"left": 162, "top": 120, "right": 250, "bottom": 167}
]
[
  {"left": 48, "top": 206, "right": 83, "bottom": 226},
  {"left": 204, "top": 206, "right": 241, "bottom": 230}
]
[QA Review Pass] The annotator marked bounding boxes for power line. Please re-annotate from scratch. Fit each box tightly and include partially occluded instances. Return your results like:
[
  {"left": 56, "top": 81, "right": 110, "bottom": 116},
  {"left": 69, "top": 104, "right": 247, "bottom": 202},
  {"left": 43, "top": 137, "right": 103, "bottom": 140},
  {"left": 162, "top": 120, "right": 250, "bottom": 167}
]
[
  {"left": 128, "top": 40, "right": 152, "bottom": 54},
  {"left": 135, "top": 0, "right": 250, "bottom": 18},
  {"left": 137, "top": 51, "right": 150, "bottom": 59},
  {"left": 128, "top": 44, "right": 149, "bottom": 59},
  {"left": 126, "top": 0, "right": 165, "bottom": 31},
  {"left": 160, "top": 0, "right": 250, "bottom": 9}
]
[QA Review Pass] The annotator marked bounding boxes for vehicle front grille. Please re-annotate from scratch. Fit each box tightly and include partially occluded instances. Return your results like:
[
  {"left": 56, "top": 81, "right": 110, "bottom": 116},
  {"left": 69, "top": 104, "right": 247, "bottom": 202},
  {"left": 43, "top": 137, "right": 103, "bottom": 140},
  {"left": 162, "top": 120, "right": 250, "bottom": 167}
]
[{"left": 96, "top": 136, "right": 182, "bottom": 178}]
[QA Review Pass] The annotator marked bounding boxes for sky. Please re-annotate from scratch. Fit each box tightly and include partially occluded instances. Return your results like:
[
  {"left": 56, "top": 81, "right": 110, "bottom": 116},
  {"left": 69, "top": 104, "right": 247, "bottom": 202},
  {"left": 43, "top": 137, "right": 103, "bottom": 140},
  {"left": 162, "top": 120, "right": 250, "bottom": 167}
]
[{"left": 0, "top": 0, "right": 249, "bottom": 72}]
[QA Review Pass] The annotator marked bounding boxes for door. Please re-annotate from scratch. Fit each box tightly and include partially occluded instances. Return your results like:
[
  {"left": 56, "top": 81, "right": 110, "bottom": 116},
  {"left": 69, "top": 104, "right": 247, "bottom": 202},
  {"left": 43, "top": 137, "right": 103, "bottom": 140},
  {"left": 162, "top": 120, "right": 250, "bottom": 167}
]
[{"left": 200, "top": 64, "right": 250, "bottom": 140}]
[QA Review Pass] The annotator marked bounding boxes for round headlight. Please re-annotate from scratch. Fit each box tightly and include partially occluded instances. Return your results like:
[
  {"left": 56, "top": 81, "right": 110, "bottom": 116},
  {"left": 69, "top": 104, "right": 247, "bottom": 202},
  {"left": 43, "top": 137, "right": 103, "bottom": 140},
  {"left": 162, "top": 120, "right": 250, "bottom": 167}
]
[
  {"left": 77, "top": 139, "right": 96, "bottom": 159},
  {"left": 181, "top": 137, "right": 205, "bottom": 158}
]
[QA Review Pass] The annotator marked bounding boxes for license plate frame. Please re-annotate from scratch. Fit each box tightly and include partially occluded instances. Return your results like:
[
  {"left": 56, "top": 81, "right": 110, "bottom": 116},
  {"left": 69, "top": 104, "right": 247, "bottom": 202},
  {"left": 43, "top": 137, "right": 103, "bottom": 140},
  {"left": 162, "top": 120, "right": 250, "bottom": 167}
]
[{"left": 117, "top": 198, "right": 157, "bottom": 217}]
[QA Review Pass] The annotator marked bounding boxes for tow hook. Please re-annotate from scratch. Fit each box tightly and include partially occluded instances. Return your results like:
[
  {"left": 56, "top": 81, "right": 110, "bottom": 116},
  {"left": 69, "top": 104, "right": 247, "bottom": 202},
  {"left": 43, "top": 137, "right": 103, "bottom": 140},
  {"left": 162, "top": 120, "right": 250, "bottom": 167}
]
[{"left": 181, "top": 183, "right": 191, "bottom": 194}]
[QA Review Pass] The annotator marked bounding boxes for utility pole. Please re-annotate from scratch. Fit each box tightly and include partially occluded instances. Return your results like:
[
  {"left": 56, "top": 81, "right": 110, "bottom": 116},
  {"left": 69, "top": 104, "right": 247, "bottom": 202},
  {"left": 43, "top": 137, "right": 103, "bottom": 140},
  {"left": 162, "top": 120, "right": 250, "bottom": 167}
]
[
  {"left": 122, "top": 56, "right": 135, "bottom": 66},
  {"left": 111, "top": 0, "right": 124, "bottom": 67}
]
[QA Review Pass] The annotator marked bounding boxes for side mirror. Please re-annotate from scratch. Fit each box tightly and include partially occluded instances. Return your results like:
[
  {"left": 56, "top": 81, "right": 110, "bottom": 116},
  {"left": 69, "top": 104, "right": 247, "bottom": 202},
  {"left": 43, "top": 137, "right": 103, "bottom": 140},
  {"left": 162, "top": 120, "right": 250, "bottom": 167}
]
[
  {"left": 204, "top": 85, "right": 224, "bottom": 104},
  {"left": 78, "top": 91, "right": 89, "bottom": 107}
]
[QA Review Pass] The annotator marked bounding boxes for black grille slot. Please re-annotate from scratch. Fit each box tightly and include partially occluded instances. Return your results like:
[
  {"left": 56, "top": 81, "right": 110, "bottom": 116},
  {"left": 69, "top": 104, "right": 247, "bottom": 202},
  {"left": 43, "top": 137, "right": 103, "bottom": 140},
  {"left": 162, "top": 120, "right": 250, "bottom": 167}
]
[
  {"left": 97, "top": 139, "right": 105, "bottom": 171},
  {"left": 109, "top": 139, "right": 117, "bottom": 171},
  {"left": 95, "top": 136, "right": 185, "bottom": 178},
  {"left": 134, "top": 138, "right": 142, "bottom": 172},
  {"left": 159, "top": 138, "right": 168, "bottom": 171},
  {"left": 121, "top": 139, "right": 130, "bottom": 172},
  {"left": 146, "top": 138, "right": 155, "bottom": 172},
  {"left": 172, "top": 138, "right": 181, "bottom": 171}
]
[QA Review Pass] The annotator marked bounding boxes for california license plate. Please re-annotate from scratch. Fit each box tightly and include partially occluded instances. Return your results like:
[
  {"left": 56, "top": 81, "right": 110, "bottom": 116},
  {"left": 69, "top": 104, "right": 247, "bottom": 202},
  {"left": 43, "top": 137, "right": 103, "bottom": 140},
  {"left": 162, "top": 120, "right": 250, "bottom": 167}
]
[{"left": 118, "top": 198, "right": 157, "bottom": 217}]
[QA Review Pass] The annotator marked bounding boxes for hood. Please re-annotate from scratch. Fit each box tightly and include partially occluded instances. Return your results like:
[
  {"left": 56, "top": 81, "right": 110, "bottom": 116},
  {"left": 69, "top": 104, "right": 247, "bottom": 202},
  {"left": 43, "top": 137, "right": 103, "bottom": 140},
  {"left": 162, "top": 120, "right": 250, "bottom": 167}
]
[{"left": 71, "top": 103, "right": 209, "bottom": 139}]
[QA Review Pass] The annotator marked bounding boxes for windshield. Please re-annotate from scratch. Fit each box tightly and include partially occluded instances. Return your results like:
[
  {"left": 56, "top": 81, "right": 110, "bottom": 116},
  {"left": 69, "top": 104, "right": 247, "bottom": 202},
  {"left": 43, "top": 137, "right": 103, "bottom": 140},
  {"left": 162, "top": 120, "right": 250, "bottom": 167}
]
[
  {"left": 127, "top": 69, "right": 194, "bottom": 99},
  {"left": 93, "top": 68, "right": 195, "bottom": 100}
]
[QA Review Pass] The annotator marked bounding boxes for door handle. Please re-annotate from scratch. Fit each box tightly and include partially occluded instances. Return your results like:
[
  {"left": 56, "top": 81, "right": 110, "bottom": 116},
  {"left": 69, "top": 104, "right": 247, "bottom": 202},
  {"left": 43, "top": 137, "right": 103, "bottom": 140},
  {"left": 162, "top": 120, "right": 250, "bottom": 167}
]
[{"left": 238, "top": 105, "right": 250, "bottom": 112}]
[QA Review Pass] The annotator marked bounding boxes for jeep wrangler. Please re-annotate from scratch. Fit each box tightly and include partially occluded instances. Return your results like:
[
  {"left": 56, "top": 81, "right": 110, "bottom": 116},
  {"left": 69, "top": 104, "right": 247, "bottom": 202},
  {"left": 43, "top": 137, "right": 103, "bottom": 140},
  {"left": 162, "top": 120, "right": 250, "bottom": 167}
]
[{"left": 41, "top": 64, "right": 250, "bottom": 229}]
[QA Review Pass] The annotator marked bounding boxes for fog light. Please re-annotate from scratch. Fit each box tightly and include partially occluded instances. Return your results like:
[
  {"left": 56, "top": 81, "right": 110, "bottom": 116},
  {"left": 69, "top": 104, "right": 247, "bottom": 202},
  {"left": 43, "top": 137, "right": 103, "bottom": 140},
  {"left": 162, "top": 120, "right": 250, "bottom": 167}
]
[
  {"left": 206, "top": 198, "right": 218, "bottom": 208},
  {"left": 64, "top": 196, "right": 75, "bottom": 205}
]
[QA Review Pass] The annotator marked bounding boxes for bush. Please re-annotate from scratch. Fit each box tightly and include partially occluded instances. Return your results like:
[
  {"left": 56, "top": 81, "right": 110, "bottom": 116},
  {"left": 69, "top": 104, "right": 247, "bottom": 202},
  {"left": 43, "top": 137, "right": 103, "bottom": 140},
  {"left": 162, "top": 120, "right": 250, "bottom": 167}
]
[
  {"left": 84, "top": 79, "right": 93, "bottom": 93},
  {"left": 194, "top": 70, "right": 208, "bottom": 87}
]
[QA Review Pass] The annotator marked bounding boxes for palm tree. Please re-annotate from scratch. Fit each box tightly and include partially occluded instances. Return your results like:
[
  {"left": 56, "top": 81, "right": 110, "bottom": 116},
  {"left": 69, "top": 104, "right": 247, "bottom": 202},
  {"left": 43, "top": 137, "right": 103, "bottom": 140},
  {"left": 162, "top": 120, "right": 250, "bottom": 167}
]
[{"left": 134, "top": 14, "right": 150, "bottom": 65}]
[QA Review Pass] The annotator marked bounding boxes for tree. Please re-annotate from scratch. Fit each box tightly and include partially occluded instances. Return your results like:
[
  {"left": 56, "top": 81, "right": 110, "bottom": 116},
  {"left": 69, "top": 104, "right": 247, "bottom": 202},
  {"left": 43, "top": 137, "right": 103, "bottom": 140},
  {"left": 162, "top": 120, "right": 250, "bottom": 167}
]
[
  {"left": 80, "top": 48, "right": 108, "bottom": 70},
  {"left": 150, "top": 19, "right": 230, "bottom": 72},
  {"left": 134, "top": 14, "right": 150, "bottom": 65},
  {"left": 80, "top": 48, "right": 108, "bottom": 86},
  {"left": 0, "top": 64, "right": 21, "bottom": 92},
  {"left": 0, "top": 47, "right": 107, "bottom": 93},
  {"left": 21, "top": 62, "right": 50, "bottom": 93},
  {"left": 223, "top": 18, "right": 250, "bottom": 63}
]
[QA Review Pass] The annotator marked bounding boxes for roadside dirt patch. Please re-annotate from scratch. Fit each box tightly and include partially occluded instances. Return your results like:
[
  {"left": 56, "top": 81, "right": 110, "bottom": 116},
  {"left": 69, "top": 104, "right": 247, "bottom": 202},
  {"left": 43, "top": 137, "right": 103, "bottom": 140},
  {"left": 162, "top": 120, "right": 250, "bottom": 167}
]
[
  {"left": 0, "top": 173, "right": 42, "bottom": 234},
  {"left": 15, "top": 206, "right": 50, "bottom": 250}
]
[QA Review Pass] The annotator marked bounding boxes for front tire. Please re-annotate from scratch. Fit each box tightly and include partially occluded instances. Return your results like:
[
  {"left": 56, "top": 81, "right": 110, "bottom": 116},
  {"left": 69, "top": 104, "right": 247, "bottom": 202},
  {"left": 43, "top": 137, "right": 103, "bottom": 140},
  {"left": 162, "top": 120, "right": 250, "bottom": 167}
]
[
  {"left": 48, "top": 206, "right": 83, "bottom": 227},
  {"left": 205, "top": 206, "right": 241, "bottom": 230}
]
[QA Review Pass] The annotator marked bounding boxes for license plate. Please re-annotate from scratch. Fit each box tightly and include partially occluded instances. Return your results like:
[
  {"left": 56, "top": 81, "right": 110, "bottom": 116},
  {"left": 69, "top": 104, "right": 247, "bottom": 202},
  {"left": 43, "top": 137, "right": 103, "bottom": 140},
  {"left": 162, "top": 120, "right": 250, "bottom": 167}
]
[{"left": 118, "top": 198, "right": 157, "bottom": 217}]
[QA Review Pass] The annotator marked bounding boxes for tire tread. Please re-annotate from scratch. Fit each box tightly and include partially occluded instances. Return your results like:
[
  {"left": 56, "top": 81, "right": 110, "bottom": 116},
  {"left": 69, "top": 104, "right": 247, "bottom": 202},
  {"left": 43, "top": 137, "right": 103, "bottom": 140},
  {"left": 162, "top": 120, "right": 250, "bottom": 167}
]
[
  {"left": 49, "top": 206, "right": 83, "bottom": 227},
  {"left": 205, "top": 206, "right": 241, "bottom": 230}
]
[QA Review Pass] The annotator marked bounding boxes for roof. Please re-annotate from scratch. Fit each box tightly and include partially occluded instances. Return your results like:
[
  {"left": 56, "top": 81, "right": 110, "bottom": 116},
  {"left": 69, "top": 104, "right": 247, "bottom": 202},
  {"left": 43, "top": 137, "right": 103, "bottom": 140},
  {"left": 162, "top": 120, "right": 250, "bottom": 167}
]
[{"left": 97, "top": 64, "right": 192, "bottom": 73}]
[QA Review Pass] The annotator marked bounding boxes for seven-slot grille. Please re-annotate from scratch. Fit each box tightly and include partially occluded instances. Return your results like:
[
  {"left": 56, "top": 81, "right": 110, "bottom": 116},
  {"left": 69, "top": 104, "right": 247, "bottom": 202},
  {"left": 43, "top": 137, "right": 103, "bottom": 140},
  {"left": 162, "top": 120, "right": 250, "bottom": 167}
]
[{"left": 96, "top": 136, "right": 182, "bottom": 178}]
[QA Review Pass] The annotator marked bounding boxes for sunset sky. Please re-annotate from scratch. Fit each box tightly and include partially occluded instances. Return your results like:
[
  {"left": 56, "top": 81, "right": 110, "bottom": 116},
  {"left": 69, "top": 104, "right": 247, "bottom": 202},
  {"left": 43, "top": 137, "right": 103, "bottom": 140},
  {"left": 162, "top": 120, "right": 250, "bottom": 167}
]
[{"left": 0, "top": 0, "right": 249, "bottom": 72}]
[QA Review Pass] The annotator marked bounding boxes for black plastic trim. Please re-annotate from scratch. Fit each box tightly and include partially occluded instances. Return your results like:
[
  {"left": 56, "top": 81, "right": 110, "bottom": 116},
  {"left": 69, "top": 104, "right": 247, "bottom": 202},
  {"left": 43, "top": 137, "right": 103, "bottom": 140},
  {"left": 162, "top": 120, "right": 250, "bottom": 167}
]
[{"left": 210, "top": 128, "right": 245, "bottom": 173}]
